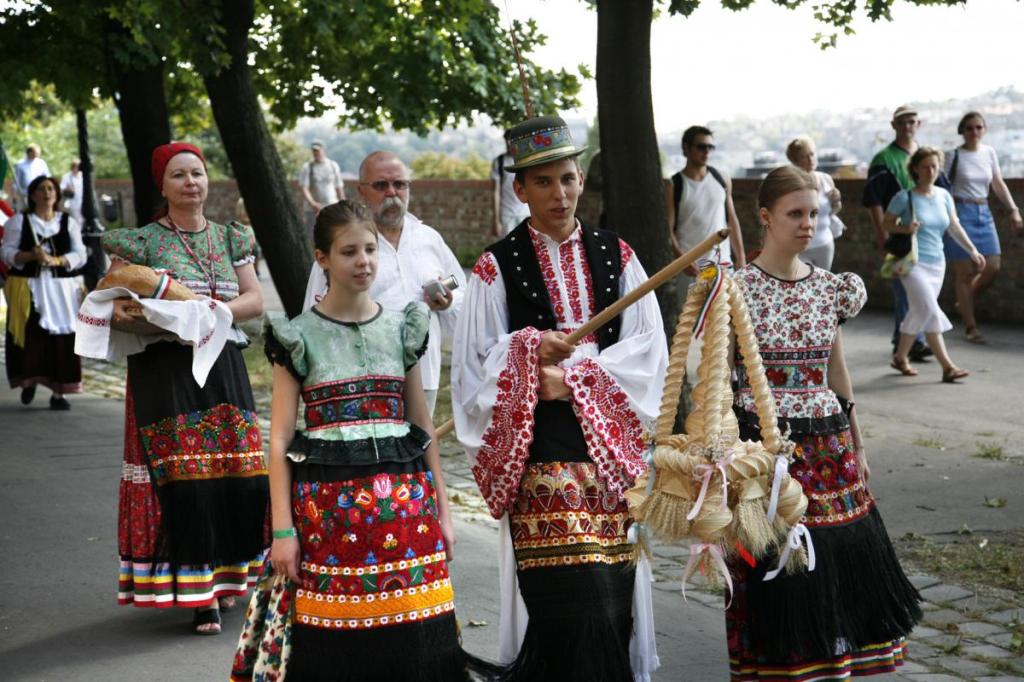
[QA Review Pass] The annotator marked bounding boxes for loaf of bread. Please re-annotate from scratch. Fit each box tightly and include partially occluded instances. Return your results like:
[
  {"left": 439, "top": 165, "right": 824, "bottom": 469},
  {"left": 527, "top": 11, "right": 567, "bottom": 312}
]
[{"left": 96, "top": 264, "right": 196, "bottom": 301}]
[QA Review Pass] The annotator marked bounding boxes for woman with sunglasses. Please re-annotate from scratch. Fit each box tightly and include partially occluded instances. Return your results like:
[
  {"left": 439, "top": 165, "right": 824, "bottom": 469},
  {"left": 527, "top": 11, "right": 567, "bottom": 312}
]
[{"left": 944, "top": 111, "right": 1023, "bottom": 343}]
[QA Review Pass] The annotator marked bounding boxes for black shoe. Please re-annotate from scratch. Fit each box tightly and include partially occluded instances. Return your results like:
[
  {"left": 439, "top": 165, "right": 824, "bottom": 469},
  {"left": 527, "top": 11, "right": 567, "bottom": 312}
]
[
  {"left": 49, "top": 396, "right": 71, "bottom": 411},
  {"left": 908, "top": 342, "right": 932, "bottom": 363},
  {"left": 20, "top": 386, "right": 36, "bottom": 405}
]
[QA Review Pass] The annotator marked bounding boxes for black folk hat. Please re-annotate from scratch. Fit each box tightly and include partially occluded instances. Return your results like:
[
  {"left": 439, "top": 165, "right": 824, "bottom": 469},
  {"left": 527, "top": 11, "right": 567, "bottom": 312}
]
[{"left": 504, "top": 115, "right": 587, "bottom": 172}]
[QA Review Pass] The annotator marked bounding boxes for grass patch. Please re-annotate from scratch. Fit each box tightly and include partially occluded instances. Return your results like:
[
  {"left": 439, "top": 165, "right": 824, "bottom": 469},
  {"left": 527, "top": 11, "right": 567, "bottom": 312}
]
[
  {"left": 897, "top": 529, "right": 1024, "bottom": 597},
  {"left": 974, "top": 442, "right": 1006, "bottom": 461},
  {"left": 913, "top": 437, "right": 946, "bottom": 450}
]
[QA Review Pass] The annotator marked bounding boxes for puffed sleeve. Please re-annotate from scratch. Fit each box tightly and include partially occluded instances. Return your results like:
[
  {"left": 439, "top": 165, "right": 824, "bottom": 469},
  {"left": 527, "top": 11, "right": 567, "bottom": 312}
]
[
  {"left": 263, "top": 312, "right": 307, "bottom": 380},
  {"left": 101, "top": 226, "right": 149, "bottom": 265},
  {"left": 226, "top": 221, "right": 257, "bottom": 267},
  {"left": 401, "top": 301, "right": 430, "bottom": 370},
  {"left": 835, "top": 272, "right": 867, "bottom": 324}
]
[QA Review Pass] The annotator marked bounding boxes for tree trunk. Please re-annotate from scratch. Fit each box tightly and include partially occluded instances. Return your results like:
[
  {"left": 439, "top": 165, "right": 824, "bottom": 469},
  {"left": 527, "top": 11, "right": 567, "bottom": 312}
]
[
  {"left": 198, "top": 0, "right": 311, "bottom": 317},
  {"left": 595, "top": 0, "right": 680, "bottom": 341},
  {"left": 76, "top": 108, "right": 107, "bottom": 289},
  {"left": 111, "top": 61, "right": 172, "bottom": 225}
]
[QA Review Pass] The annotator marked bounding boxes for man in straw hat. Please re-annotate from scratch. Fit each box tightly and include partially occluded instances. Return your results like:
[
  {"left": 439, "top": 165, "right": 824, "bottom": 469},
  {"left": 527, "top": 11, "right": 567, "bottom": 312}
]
[{"left": 451, "top": 115, "right": 666, "bottom": 680}]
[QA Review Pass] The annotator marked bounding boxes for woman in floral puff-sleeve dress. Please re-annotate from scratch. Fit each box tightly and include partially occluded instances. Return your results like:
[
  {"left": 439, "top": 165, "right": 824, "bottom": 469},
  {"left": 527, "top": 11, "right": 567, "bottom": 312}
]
[
  {"left": 727, "top": 166, "right": 921, "bottom": 681},
  {"left": 102, "top": 143, "right": 269, "bottom": 634}
]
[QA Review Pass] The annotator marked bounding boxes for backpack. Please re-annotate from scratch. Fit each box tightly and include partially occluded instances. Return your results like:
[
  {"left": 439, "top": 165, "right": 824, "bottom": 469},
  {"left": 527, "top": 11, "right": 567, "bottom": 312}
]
[
  {"left": 672, "top": 166, "right": 728, "bottom": 216},
  {"left": 947, "top": 148, "right": 960, "bottom": 184}
]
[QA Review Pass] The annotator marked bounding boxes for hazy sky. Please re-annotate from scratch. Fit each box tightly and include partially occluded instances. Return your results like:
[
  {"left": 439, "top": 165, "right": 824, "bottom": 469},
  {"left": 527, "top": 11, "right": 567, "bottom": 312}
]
[{"left": 510, "top": 0, "right": 1024, "bottom": 130}]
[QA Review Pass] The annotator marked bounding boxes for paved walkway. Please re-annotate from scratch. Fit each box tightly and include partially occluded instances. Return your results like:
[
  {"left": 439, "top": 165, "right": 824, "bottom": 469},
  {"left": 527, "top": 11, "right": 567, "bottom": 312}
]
[{"left": 1, "top": 285, "right": 1022, "bottom": 678}]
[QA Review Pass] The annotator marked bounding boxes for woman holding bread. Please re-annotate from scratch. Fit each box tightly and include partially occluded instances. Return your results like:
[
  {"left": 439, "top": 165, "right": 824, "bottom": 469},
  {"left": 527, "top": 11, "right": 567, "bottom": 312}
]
[
  {"left": 2, "top": 175, "right": 85, "bottom": 410},
  {"left": 101, "top": 142, "right": 269, "bottom": 635}
]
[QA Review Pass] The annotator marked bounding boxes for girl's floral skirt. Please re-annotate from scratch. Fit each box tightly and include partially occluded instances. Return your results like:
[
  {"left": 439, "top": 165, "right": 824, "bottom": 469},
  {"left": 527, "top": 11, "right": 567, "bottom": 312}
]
[
  {"left": 727, "top": 419, "right": 922, "bottom": 681},
  {"left": 231, "top": 457, "right": 475, "bottom": 682}
]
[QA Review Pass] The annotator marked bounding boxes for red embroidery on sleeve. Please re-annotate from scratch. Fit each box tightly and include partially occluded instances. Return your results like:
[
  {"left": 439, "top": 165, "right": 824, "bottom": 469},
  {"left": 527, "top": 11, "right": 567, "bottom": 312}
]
[
  {"left": 564, "top": 357, "right": 647, "bottom": 497},
  {"left": 471, "top": 252, "right": 499, "bottom": 286},
  {"left": 472, "top": 327, "right": 543, "bottom": 518},
  {"left": 619, "top": 239, "right": 634, "bottom": 272}
]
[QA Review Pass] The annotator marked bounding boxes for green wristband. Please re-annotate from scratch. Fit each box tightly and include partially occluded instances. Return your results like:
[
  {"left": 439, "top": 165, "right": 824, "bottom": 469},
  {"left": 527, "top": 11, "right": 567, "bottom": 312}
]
[{"left": 272, "top": 527, "right": 298, "bottom": 539}]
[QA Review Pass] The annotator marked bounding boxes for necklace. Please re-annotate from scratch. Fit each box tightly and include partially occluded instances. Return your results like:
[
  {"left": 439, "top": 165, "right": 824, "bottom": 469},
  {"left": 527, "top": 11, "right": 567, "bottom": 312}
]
[{"left": 166, "top": 216, "right": 218, "bottom": 300}]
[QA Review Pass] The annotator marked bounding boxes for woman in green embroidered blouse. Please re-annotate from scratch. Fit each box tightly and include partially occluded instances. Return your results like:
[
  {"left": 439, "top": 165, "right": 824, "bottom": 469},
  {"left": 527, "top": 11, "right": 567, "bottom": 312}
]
[{"left": 101, "top": 143, "right": 269, "bottom": 635}]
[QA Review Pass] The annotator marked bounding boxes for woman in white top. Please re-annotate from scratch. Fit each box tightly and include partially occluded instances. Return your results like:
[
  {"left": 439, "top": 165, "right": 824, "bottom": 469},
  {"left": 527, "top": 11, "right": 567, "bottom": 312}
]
[
  {"left": 944, "top": 111, "right": 1023, "bottom": 343},
  {"left": 1, "top": 175, "right": 86, "bottom": 409},
  {"left": 786, "top": 137, "right": 843, "bottom": 270}
]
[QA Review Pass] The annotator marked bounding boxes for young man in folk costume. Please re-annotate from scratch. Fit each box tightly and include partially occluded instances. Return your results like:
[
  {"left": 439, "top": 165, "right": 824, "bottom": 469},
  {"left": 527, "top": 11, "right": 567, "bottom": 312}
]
[{"left": 452, "top": 116, "right": 666, "bottom": 681}]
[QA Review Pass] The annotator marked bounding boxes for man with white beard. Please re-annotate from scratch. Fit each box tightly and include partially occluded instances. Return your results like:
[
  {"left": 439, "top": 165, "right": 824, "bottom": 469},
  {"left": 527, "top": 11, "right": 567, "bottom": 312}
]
[{"left": 302, "top": 150, "right": 464, "bottom": 415}]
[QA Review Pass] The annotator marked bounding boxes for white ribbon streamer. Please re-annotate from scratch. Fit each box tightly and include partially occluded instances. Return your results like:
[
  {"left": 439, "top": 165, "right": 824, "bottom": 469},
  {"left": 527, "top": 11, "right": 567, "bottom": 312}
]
[
  {"left": 763, "top": 523, "right": 816, "bottom": 582},
  {"left": 765, "top": 455, "right": 789, "bottom": 523}
]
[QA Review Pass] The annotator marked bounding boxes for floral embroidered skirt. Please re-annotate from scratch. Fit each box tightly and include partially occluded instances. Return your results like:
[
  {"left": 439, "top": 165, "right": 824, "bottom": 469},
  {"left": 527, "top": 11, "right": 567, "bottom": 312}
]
[
  {"left": 232, "top": 457, "right": 471, "bottom": 682},
  {"left": 727, "top": 422, "right": 922, "bottom": 681},
  {"left": 506, "top": 460, "right": 637, "bottom": 681},
  {"left": 117, "top": 341, "right": 269, "bottom": 608}
]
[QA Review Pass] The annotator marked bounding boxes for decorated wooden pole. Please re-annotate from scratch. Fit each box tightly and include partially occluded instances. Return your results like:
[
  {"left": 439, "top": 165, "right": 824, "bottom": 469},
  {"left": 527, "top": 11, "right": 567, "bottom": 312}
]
[{"left": 434, "top": 227, "right": 729, "bottom": 440}]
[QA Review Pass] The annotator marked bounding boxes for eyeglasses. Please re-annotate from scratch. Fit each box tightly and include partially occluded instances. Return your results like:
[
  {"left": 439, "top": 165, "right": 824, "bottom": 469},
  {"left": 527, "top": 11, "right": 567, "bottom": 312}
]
[
  {"left": 693, "top": 143, "right": 715, "bottom": 152},
  {"left": 360, "top": 180, "right": 411, "bottom": 192}
]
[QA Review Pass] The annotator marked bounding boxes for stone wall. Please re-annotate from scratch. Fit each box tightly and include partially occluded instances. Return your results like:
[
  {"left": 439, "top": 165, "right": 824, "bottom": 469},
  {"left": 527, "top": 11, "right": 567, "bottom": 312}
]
[
  {"left": 96, "top": 176, "right": 1024, "bottom": 324},
  {"left": 730, "top": 178, "right": 1024, "bottom": 325}
]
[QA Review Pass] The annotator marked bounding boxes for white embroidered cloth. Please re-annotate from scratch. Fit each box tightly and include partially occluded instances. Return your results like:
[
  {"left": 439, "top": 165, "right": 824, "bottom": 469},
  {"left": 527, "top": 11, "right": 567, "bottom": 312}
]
[{"left": 74, "top": 287, "right": 233, "bottom": 386}]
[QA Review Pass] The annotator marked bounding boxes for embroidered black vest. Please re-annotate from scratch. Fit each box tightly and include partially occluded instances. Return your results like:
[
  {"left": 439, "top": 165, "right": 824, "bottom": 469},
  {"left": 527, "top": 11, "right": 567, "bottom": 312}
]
[
  {"left": 12, "top": 212, "right": 76, "bottom": 278},
  {"left": 487, "top": 219, "right": 623, "bottom": 462}
]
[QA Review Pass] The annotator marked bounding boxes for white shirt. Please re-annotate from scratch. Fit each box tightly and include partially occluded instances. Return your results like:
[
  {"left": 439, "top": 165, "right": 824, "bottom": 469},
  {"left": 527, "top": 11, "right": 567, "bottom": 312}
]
[
  {"left": 450, "top": 223, "right": 665, "bottom": 678},
  {"left": 809, "top": 170, "right": 835, "bottom": 250},
  {"left": 674, "top": 170, "right": 732, "bottom": 265},
  {"left": 491, "top": 153, "right": 530, "bottom": 235},
  {"left": 14, "top": 157, "right": 50, "bottom": 198},
  {"left": 302, "top": 213, "right": 464, "bottom": 391},
  {"left": 945, "top": 144, "right": 1000, "bottom": 201},
  {"left": 61, "top": 171, "right": 84, "bottom": 221},
  {"left": 2, "top": 212, "right": 87, "bottom": 334},
  {"left": 299, "top": 159, "right": 344, "bottom": 205}
]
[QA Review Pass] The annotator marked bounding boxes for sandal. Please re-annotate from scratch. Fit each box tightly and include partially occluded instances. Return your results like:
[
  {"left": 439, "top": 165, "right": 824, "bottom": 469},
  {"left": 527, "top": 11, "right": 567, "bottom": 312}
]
[
  {"left": 218, "top": 596, "right": 237, "bottom": 612},
  {"left": 965, "top": 327, "right": 986, "bottom": 344},
  {"left": 942, "top": 367, "right": 969, "bottom": 383},
  {"left": 193, "top": 606, "right": 221, "bottom": 635},
  {"left": 890, "top": 357, "right": 918, "bottom": 376}
]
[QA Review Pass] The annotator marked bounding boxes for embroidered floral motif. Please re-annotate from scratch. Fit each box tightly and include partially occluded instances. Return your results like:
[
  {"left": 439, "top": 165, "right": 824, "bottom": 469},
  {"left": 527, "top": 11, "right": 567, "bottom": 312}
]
[
  {"left": 471, "top": 252, "right": 499, "bottom": 286},
  {"left": 301, "top": 376, "right": 405, "bottom": 431},
  {"left": 290, "top": 471, "right": 454, "bottom": 630},
  {"left": 564, "top": 358, "right": 647, "bottom": 498},
  {"left": 511, "top": 462, "right": 634, "bottom": 570},
  {"left": 472, "top": 327, "right": 542, "bottom": 518},
  {"left": 789, "top": 429, "right": 874, "bottom": 527},
  {"left": 139, "top": 403, "right": 266, "bottom": 486},
  {"left": 735, "top": 267, "right": 866, "bottom": 419}
]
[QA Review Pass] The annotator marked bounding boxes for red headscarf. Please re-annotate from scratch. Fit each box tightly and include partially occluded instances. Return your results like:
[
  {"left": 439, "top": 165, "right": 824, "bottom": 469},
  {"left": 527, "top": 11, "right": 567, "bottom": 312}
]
[{"left": 151, "top": 142, "right": 206, "bottom": 191}]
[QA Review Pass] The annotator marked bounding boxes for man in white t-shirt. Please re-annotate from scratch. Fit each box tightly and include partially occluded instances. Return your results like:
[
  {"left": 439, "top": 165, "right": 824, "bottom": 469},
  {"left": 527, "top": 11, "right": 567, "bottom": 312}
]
[
  {"left": 60, "top": 159, "right": 84, "bottom": 223},
  {"left": 302, "top": 151, "right": 464, "bottom": 416},
  {"left": 664, "top": 125, "right": 745, "bottom": 285},
  {"left": 298, "top": 141, "right": 344, "bottom": 228},
  {"left": 491, "top": 129, "right": 531, "bottom": 237},
  {"left": 13, "top": 144, "right": 50, "bottom": 211}
]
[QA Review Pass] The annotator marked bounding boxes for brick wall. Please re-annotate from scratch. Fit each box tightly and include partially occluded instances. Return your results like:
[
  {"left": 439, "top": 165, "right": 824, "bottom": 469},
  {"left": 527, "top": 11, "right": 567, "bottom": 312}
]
[{"left": 97, "top": 176, "right": 1024, "bottom": 324}]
